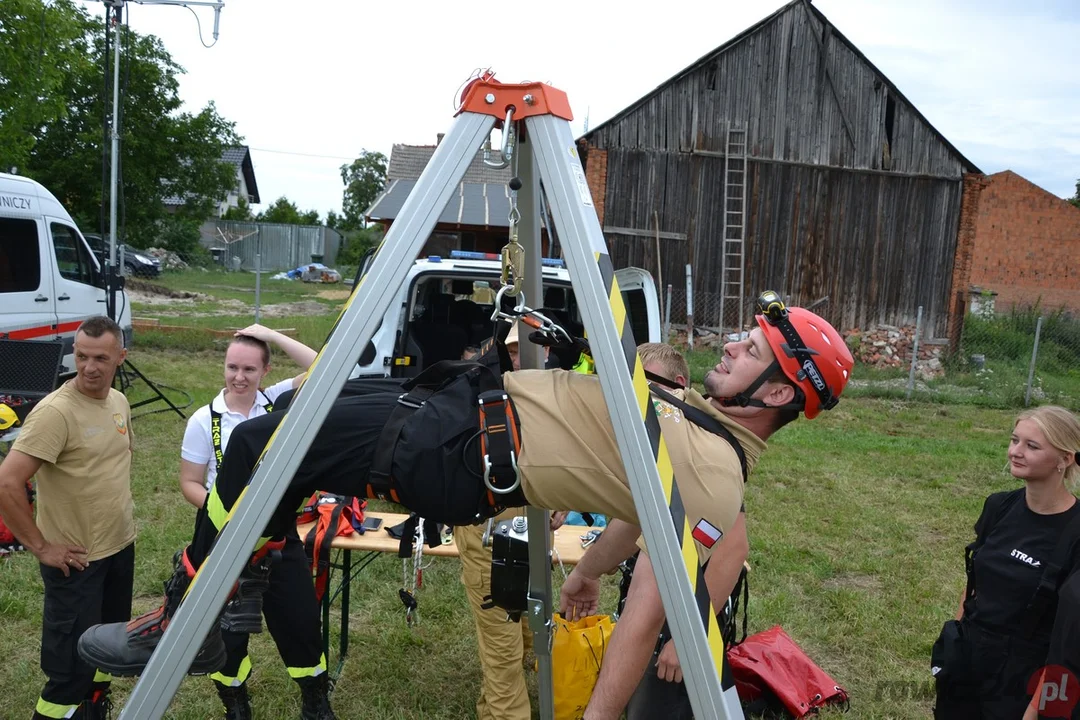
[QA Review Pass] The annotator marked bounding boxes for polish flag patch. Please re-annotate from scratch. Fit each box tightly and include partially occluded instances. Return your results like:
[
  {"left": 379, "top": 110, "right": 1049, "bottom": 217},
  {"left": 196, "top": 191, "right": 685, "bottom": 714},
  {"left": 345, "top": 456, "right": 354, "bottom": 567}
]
[{"left": 691, "top": 519, "right": 723, "bottom": 549}]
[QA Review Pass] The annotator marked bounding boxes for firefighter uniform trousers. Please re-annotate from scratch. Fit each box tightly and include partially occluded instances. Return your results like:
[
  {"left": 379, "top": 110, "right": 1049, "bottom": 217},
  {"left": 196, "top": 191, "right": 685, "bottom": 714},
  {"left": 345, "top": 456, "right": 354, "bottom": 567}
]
[
  {"left": 933, "top": 619, "right": 1049, "bottom": 720},
  {"left": 455, "top": 511, "right": 533, "bottom": 720},
  {"left": 34, "top": 543, "right": 134, "bottom": 719},
  {"left": 210, "top": 532, "right": 326, "bottom": 688}
]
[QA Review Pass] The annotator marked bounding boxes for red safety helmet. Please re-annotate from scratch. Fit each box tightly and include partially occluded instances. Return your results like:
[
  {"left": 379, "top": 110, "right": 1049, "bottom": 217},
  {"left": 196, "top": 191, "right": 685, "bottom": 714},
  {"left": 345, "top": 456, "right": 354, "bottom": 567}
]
[
  {"left": 716, "top": 292, "right": 853, "bottom": 419},
  {"left": 754, "top": 294, "right": 853, "bottom": 419}
]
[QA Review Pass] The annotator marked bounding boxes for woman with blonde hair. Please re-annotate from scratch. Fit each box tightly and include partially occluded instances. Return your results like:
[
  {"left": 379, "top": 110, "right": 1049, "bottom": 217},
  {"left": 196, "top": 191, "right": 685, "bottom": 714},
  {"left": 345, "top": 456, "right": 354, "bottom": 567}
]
[
  {"left": 934, "top": 405, "right": 1080, "bottom": 719},
  {"left": 179, "top": 325, "right": 336, "bottom": 719}
]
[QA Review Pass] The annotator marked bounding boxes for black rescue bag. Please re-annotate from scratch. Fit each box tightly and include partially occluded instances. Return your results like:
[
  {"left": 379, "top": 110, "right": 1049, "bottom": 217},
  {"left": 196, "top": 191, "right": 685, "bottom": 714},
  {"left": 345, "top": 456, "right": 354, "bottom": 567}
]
[{"left": 367, "top": 340, "right": 524, "bottom": 527}]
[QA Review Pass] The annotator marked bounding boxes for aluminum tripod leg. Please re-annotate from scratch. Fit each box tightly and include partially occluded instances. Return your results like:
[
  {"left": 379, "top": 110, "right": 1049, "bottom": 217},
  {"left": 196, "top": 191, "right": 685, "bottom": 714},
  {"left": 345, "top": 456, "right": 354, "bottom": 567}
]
[
  {"left": 118, "top": 111, "right": 497, "bottom": 719},
  {"left": 515, "top": 135, "right": 557, "bottom": 720},
  {"left": 526, "top": 113, "right": 742, "bottom": 720}
]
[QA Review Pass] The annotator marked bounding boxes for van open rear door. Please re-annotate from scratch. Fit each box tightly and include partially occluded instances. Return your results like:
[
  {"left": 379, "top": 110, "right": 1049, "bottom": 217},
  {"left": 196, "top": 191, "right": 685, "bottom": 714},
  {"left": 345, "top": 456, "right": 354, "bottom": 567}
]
[{"left": 614, "top": 266, "right": 662, "bottom": 343}]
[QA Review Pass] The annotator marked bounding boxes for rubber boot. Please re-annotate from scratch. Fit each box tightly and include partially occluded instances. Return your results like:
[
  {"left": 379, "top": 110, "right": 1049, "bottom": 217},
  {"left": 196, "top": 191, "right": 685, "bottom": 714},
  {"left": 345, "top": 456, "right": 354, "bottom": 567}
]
[{"left": 77, "top": 548, "right": 227, "bottom": 677}]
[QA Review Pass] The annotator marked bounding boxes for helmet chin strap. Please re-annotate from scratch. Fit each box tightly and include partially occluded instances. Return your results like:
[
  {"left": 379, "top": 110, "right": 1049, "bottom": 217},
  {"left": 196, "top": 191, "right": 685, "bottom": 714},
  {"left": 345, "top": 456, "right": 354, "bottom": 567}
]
[{"left": 713, "top": 359, "right": 804, "bottom": 412}]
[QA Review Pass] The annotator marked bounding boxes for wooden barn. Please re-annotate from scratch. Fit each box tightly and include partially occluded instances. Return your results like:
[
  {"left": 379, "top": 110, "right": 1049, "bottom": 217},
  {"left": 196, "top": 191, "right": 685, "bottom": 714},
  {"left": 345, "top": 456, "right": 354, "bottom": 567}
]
[{"left": 578, "top": 0, "right": 981, "bottom": 338}]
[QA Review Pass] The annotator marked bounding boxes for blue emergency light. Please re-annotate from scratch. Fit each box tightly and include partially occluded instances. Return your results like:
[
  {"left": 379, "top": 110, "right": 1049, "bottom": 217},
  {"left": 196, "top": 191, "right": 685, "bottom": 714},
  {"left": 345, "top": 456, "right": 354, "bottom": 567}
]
[{"left": 447, "top": 250, "right": 565, "bottom": 268}]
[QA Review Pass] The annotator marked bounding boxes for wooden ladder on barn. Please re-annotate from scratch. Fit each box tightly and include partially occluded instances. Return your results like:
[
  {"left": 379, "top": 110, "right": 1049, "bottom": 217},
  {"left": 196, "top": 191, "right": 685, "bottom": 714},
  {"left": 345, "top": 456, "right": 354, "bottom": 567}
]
[{"left": 720, "top": 126, "right": 747, "bottom": 332}]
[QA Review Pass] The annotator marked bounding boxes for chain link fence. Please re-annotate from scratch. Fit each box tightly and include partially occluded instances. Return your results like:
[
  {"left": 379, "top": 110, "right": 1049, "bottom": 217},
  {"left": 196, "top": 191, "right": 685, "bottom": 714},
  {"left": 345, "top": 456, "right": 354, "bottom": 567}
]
[
  {"left": 659, "top": 286, "right": 730, "bottom": 337},
  {"left": 948, "top": 305, "right": 1080, "bottom": 410},
  {"left": 655, "top": 283, "right": 1080, "bottom": 411},
  {"left": 113, "top": 221, "right": 363, "bottom": 351}
]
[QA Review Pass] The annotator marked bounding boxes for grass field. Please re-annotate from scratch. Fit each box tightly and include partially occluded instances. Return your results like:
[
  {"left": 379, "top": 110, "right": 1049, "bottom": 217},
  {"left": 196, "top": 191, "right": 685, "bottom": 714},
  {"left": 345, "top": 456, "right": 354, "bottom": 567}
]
[{"left": 0, "top": 272, "right": 1041, "bottom": 719}]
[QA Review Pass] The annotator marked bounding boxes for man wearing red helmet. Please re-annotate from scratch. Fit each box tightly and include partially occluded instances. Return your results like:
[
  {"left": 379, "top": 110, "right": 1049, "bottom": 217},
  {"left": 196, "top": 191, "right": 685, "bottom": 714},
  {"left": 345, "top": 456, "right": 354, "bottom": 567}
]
[
  {"left": 78, "top": 293, "right": 853, "bottom": 685},
  {"left": 563, "top": 293, "right": 854, "bottom": 720}
]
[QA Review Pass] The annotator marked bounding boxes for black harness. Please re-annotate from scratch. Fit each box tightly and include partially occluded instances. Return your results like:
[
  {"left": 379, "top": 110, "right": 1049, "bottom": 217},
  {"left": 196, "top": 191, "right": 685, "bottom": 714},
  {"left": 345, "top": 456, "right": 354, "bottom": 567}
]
[
  {"left": 648, "top": 383, "right": 748, "bottom": 483},
  {"left": 209, "top": 392, "right": 274, "bottom": 468}
]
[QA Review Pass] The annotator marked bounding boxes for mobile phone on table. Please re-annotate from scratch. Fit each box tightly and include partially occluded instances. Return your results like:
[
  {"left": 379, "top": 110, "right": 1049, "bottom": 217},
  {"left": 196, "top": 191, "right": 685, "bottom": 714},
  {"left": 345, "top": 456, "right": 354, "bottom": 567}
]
[{"left": 361, "top": 516, "right": 384, "bottom": 533}]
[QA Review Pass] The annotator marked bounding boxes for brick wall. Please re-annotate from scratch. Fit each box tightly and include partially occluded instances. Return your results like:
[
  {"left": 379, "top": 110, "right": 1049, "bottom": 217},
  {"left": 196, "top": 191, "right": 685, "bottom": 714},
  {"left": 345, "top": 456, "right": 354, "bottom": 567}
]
[
  {"left": 579, "top": 143, "right": 608, "bottom": 228},
  {"left": 968, "top": 171, "right": 1080, "bottom": 312}
]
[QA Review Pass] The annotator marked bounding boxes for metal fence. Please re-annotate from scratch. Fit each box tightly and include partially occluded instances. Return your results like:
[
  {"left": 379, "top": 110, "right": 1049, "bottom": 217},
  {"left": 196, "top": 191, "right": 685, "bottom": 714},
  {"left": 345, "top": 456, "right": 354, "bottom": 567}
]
[
  {"left": 655, "top": 284, "right": 1080, "bottom": 411},
  {"left": 951, "top": 305, "right": 1080, "bottom": 410},
  {"left": 122, "top": 221, "right": 351, "bottom": 330},
  {"left": 659, "top": 285, "right": 804, "bottom": 338},
  {"left": 197, "top": 220, "right": 342, "bottom": 272}
]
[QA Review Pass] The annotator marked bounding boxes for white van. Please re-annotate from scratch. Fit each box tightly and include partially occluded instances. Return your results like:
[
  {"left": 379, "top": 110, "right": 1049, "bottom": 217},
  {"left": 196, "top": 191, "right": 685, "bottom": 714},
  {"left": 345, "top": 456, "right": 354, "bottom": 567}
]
[
  {"left": 0, "top": 172, "right": 133, "bottom": 377},
  {"left": 349, "top": 250, "right": 661, "bottom": 378}
]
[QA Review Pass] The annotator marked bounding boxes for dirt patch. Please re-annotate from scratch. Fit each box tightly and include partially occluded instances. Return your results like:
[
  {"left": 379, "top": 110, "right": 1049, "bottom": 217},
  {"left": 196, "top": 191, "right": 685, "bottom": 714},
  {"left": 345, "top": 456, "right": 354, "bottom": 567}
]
[
  {"left": 126, "top": 278, "right": 207, "bottom": 300},
  {"left": 822, "top": 572, "right": 883, "bottom": 593},
  {"left": 134, "top": 298, "right": 247, "bottom": 317},
  {"left": 258, "top": 300, "right": 333, "bottom": 318},
  {"left": 127, "top": 288, "right": 213, "bottom": 306},
  {"left": 128, "top": 278, "right": 333, "bottom": 319}
]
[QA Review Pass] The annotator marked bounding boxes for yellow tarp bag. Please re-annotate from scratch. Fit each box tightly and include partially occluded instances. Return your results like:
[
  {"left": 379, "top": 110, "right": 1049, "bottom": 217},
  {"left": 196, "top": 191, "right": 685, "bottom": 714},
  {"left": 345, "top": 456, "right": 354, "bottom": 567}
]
[{"left": 551, "top": 612, "right": 615, "bottom": 720}]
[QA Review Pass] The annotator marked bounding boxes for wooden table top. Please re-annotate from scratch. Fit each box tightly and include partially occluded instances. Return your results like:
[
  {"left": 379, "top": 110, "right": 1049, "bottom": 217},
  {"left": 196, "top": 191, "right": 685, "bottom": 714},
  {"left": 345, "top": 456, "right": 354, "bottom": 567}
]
[{"left": 297, "top": 511, "right": 597, "bottom": 565}]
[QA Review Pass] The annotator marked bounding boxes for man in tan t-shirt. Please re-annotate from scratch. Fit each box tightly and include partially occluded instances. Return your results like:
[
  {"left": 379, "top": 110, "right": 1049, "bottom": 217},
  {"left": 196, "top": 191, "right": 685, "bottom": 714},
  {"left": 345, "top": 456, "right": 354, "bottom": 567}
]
[
  {"left": 558, "top": 343, "right": 750, "bottom": 720},
  {"left": 79, "top": 300, "right": 853, "bottom": 686},
  {"left": 0, "top": 316, "right": 134, "bottom": 720}
]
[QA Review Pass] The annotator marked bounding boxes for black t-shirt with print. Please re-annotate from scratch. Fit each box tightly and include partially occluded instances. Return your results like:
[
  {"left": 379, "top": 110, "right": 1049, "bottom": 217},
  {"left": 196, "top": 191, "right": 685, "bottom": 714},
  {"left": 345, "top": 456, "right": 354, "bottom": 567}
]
[{"left": 968, "top": 489, "right": 1080, "bottom": 636}]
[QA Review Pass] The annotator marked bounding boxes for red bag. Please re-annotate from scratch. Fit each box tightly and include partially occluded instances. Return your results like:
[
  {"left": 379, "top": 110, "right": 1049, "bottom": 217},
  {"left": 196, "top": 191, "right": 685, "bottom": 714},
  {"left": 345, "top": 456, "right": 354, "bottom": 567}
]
[
  {"left": 297, "top": 492, "right": 366, "bottom": 603},
  {"left": 0, "top": 481, "right": 34, "bottom": 555},
  {"left": 727, "top": 625, "right": 849, "bottom": 718}
]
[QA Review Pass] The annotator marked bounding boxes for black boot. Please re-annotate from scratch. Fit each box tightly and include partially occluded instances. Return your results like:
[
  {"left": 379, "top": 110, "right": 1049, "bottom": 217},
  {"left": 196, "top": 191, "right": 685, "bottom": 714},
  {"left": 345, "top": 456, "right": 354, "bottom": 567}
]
[
  {"left": 77, "top": 548, "right": 227, "bottom": 677},
  {"left": 215, "top": 681, "right": 253, "bottom": 720},
  {"left": 297, "top": 673, "right": 337, "bottom": 720},
  {"left": 219, "top": 538, "right": 285, "bottom": 635}
]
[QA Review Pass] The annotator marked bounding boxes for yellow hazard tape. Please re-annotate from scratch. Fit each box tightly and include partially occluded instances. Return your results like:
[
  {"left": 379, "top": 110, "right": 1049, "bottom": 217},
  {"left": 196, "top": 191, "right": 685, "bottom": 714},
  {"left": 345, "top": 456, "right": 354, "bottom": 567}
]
[{"left": 595, "top": 250, "right": 732, "bottom": 689}]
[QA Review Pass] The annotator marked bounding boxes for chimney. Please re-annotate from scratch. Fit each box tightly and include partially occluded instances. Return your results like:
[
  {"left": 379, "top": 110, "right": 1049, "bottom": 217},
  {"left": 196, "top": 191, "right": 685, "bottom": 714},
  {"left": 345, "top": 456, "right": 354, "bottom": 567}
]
[{"left": 436, "top": 133, "right": 445, "bottom": 145}]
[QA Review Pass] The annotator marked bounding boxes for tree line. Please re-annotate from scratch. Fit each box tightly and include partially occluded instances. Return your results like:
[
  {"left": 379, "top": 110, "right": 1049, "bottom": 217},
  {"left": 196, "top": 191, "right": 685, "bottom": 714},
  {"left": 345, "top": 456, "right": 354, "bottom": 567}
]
[{"left": 1, "top": 0, "right": 387, "bottom": 261}]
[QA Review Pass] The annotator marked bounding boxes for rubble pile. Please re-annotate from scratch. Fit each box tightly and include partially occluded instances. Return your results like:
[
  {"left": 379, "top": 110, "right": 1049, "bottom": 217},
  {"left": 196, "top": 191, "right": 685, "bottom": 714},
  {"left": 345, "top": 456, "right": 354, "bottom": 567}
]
[
  {"left": 843, "top": 324, "right": 945, "bottom": 378},
  {"left": 145, "top": 247, "right": 188, "bottom": 270}
]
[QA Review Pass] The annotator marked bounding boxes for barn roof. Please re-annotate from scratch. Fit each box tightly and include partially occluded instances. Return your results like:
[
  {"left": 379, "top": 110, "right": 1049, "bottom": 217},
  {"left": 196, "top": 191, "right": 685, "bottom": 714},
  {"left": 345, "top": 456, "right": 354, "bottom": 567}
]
[{"left": 580, "top": 0, "right": 981, "bottom": 173}]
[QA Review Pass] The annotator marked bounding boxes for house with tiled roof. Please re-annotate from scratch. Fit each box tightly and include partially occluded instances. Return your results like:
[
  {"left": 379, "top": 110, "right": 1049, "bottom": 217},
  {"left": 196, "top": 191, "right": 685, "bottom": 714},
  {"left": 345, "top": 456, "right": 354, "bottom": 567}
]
[
  {"left": 164, "top": 145, "right": 260, "bottom": 217},
  {"left": 365, "top": 136, "right": 551, "bottom": 257}
]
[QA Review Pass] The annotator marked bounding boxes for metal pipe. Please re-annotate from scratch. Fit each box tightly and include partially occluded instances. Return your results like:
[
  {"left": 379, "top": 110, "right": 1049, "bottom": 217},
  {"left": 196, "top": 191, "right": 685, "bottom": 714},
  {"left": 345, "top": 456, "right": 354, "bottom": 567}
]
[
  {"left": 905, "top": 306, "right": 923, "bottom": 399},
  {"left": 1025, "top": 316, "right": 1044, "bottom": 407}
]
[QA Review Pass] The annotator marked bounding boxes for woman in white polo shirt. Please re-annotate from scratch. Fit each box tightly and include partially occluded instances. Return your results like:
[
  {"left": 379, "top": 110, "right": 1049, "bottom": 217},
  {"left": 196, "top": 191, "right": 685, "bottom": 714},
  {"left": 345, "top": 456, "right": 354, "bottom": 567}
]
[{"left": 179, "top": 325, "right": 336, "bottom": 720}]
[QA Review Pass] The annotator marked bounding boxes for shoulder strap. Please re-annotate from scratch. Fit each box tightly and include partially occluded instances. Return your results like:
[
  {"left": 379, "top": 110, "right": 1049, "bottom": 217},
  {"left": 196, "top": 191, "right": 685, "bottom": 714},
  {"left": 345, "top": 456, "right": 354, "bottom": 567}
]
[
  {"left": 209, "top": 407, "right": 225, "bottom": 468},
  {"left": 1018, "top": 508, "right": 1080, "bottom": 638},
  {"left": 366, "top": 385, "right": 437, "bottom": 502},
  {"left": 648, "top": 384, "right": 747, "bottom": 483},
  {"left": 644, "top": 369, "right": 685, "bottom": 391},
  {"left": 964, "top": 490, "right": 1020, "bottom": 612},
  {"left": 209, "top": 394, "right": 273, "bottom": 467}
]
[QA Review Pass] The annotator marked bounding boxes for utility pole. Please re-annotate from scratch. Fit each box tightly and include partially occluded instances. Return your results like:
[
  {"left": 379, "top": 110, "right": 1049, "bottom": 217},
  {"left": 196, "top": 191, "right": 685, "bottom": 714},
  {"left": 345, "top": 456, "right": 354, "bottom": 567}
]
[{"left": 100, "top": 0, "right": 224, "bottom": 318}]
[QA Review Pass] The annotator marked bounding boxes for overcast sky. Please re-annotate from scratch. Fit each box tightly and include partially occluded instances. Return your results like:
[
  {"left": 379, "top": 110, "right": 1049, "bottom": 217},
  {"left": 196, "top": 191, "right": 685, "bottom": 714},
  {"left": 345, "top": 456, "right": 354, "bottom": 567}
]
[{"left": 78, "top": 0, "right": 1080, "bottom": 218}]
